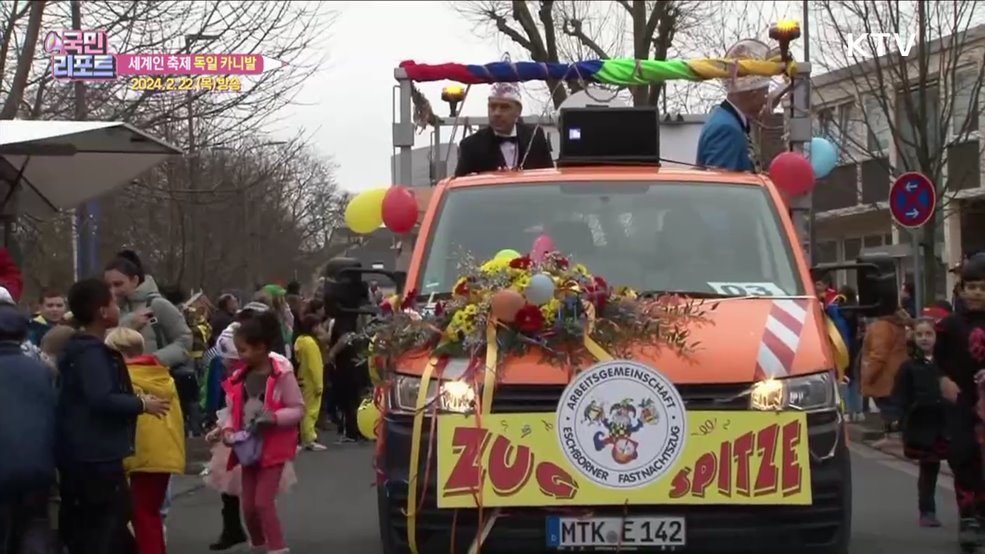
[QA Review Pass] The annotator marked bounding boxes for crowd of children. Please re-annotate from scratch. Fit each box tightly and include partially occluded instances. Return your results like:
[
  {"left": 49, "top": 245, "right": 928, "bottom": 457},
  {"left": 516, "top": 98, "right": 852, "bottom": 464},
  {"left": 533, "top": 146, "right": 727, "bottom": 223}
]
[{"left": 0, "top": 247, "right": 362, "bottom": 554}]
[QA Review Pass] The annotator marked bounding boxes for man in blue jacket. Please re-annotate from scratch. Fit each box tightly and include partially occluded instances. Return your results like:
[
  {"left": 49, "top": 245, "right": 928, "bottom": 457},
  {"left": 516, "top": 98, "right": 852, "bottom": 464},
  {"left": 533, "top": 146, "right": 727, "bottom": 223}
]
[
  {"left": 0, "top": 300, "right": 57, "bottom": 553},
  {"left": 696, "top": 39, "right": 773, "bottom": 172},
  {"left": 56, "top": 279, "right": 169, "bottom": 554}
]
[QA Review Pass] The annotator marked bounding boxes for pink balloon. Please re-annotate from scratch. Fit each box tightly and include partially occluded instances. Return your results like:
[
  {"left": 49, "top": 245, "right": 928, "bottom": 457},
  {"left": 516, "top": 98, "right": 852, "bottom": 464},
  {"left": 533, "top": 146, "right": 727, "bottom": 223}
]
[
  {"left": 768, "top": 152, "right": 816, "bottom": 197},
  {"left": 530, "top": 234, "right": 556, "bottom": 263}
]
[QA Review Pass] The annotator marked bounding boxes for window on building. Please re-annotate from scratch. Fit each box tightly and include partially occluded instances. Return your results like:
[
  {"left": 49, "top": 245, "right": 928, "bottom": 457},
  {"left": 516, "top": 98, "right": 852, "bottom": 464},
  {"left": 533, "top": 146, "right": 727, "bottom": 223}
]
[
  {"left": 896, "top": 83, "right": 941, "bottom": 168},
  {"left": 817, "top": 104, "right": 853, "bottom": 155},
  {"left": 815, "top": 240, "right": 839, "bottom": 264},
  {"left": 953, "top": 69, "right": 980, "bottom": 137},
  {"left": 843, "top": 237, "right": 863, "bottom": 260},
  {"left": 863, "top": 234, "right": 884, "bottom": 248},
  {"left": 817, "top": 107, "right": 834, "bottom": 141},
  {"left": 864, "top": 94, "right": 891, "bottom": 154},
  {"left": 842, "top": 237, "right": 863, "bottom": 287}
]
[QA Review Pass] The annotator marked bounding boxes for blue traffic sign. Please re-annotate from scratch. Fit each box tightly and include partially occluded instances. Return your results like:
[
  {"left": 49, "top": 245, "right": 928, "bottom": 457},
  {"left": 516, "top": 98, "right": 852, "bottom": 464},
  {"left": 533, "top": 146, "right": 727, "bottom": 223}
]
[{"left": 889, "top": 172, "right": 936, "bottom": 228}]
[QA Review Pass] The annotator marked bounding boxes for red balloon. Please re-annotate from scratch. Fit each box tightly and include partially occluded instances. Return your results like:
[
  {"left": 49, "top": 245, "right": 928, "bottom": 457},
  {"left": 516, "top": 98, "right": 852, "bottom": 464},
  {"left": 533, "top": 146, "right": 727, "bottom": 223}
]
[
  {"left": 381, "top": 186, "right": 418, "bottom": 233},
  {"left": 768, "top": 152, "right": 816, "bottom": 197}
]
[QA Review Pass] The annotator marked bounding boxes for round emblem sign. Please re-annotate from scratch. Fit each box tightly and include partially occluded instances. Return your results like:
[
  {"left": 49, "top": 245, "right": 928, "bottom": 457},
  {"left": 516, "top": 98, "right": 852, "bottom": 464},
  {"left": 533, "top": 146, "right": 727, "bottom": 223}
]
[{"left": 556, "top": 360, "right": 687, "bottom": 489}]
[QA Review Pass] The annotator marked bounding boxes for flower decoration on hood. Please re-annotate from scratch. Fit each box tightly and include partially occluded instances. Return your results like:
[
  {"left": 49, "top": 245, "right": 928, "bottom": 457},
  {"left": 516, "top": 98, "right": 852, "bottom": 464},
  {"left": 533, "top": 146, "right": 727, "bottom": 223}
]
[{"left": 359, "top": 250, "right": 713, "bottom": 377}]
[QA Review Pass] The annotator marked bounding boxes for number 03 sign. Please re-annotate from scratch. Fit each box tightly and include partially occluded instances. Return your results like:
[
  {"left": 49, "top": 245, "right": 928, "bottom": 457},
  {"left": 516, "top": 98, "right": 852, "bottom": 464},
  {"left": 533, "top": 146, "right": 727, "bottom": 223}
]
[{"left": 707, "top": 282, "right": 785, "bottom": 297}]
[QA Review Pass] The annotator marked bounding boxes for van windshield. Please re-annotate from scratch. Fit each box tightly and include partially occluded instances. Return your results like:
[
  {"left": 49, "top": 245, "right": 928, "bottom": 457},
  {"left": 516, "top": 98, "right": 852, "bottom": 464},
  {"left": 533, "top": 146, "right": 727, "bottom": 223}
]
[{"left": 418, "top": 182, "right": 803, "bottom": 297}]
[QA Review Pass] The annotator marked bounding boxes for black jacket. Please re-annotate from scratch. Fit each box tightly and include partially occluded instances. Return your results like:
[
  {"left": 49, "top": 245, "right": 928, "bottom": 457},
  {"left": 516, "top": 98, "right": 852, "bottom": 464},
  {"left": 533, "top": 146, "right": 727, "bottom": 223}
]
[
  {"left": 893, "top": 355, "right": 946, "bottom": 455},
  {"left": 0, "top": 333, "right": 57, "bottom": 497},
  {"left": 454, "top": 123, "right": 554, "bottom": 176},
  {"left": 935, "top": 310, "right": 985, "bottom": 411},
  {"left": 56, "top": 333, "right": 142, "bottom": 466}
]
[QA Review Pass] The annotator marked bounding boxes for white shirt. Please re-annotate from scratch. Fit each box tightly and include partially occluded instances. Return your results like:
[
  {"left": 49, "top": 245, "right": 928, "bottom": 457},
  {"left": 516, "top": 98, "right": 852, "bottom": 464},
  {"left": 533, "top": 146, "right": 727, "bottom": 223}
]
[
  {"left": 725, "top": 99, "right": 748, "bottom": 131},
  {"left": 495, "top": 126, "right": 518, "bottom": 169}
]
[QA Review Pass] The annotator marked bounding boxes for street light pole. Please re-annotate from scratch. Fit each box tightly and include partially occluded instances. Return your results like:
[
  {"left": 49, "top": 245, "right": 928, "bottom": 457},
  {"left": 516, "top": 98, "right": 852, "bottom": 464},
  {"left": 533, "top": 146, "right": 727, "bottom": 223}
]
[
  {"left": 183, "top": 33, "right": 219, "bottom": 287},
  {"left": 71, "top": 0, "right": 93, "bottom": 280}
]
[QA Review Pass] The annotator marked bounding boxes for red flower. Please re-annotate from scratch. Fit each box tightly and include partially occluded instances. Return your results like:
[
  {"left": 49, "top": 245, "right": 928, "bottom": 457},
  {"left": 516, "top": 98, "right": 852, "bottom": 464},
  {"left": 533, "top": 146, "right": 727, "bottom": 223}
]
[
  {"left": 434, "top": 301, "right": 446, "bottom": 316},
  {"left": 555, "top": 256, "right": 569, "bottom": 268},
  {"left": 401, "top": 288, "right": 418, "bottom": 309},
  {"left": 514, "top": 304, "right": 545, "bottom": 333},
  {"left": 379, "top": 301, "right": 393, "bottom": 315},
  {"left": 584, "top": 276, "right": 610, "bottom": 310},
  {"left": 454, "top": 279, "right": 470, "bottom": 296},
  {"left": 510, "top": 255, "right": 533, "bottom": 270}
]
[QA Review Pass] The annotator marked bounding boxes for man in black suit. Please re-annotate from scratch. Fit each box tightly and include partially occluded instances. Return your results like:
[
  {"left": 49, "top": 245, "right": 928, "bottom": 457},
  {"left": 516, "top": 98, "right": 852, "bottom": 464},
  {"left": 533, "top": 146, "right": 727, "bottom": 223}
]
[{"left": 454, "top": 82, "right": 554, "bottom": 176}]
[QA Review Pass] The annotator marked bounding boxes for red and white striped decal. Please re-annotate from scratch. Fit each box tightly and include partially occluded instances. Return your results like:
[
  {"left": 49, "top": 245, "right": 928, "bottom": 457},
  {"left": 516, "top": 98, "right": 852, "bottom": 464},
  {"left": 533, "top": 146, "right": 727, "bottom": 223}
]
[{"left": 754, "top": 299, "right": 809, "bottom": 380}]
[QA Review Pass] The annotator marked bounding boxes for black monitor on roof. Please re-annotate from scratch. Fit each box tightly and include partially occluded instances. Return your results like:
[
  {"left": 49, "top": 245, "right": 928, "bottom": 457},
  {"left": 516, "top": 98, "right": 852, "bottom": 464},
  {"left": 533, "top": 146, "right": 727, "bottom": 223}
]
[{"left": 557, "top": 106, "right": 660, "bottom": 167}]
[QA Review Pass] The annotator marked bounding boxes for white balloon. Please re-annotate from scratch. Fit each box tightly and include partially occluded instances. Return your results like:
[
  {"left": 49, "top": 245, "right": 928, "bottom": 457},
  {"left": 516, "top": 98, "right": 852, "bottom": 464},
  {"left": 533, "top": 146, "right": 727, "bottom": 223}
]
[{"left": 524, "top": 273, "right": 556, "bottom": 305}]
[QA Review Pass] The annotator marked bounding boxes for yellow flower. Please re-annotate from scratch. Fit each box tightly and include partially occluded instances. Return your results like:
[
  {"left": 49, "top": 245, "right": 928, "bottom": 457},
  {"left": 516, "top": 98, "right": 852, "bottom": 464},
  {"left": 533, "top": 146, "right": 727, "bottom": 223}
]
[
  {"left": 540, "top": 298, "right": 561, "bottom": 324},
  {"left": 615, "top": 286, "right": 638, "bottom": 299},
  {"left": 573, "top": 263, "right": 590, "bottom": 276},
  {"left": 464, "top": 304, "right": 479, "bottom": 316},
  {"left": 512, "top": 274, "right": 531, "bottom": 292},
  {"left": 481, "top": 258, "right": 510, "bottom": 273}
]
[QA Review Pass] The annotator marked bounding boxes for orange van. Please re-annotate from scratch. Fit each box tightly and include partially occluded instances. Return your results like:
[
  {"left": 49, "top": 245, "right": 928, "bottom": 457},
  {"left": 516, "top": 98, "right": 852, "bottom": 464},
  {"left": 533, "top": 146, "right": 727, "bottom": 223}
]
[{"left": 361, "top": 113, "right": 898, "bottom": 554}]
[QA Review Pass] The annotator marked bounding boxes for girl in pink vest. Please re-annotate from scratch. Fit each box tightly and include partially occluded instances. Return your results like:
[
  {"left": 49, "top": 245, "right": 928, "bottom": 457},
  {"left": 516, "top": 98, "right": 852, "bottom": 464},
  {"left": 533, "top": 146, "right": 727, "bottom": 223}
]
[{"left": 221, "top": 311, "right": 304, "bottom": 554}]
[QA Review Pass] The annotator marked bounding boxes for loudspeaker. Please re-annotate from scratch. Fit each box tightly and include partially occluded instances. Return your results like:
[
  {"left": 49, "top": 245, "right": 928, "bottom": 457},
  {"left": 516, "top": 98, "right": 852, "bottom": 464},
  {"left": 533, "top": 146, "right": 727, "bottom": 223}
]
[{"left": 558, "top": 107, "right": 660, "bottom": 165}]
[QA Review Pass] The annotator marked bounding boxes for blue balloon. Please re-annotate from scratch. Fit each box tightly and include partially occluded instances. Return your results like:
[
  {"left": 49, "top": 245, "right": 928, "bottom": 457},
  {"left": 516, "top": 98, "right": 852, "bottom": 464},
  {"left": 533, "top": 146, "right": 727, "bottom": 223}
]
[{"left": 808, "top": 137, "right": 838, "bottom": 179}]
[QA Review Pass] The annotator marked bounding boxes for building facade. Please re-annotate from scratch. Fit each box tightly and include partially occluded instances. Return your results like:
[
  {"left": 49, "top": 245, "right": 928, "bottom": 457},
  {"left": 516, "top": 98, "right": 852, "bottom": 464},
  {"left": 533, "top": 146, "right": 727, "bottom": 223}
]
[{"left": 809, "top": 25, "right": 985, "bottom": 297}]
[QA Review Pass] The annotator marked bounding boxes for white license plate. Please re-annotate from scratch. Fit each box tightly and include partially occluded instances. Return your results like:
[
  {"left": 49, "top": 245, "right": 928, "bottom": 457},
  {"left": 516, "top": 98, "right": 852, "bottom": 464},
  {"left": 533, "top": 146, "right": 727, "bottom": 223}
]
[{"left": 546, "top": 516, "right": 686, "bottom": 548}]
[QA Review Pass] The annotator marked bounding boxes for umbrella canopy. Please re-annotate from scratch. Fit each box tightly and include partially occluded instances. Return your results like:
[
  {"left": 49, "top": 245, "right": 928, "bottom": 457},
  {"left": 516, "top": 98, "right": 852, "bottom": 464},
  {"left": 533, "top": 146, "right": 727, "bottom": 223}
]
[{"left": 0, "top": 120, "right": 182, "bottom": 218}]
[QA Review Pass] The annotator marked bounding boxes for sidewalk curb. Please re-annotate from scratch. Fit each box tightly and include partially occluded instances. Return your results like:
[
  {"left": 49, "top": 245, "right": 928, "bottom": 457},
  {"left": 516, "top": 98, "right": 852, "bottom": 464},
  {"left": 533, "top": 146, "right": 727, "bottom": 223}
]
[{"left": 847, "top": 423, "right": 953, "bottom": 477}]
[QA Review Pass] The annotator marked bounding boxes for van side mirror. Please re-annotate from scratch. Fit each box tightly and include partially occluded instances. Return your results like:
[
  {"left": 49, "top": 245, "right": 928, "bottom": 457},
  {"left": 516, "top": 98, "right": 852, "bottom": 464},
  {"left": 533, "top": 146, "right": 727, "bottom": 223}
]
[
  {"left": 811, "top": 253, "right": 898, "bottom": 318},
  {"left": 322, "top": 257, "right": 406, "bottom": 317}
]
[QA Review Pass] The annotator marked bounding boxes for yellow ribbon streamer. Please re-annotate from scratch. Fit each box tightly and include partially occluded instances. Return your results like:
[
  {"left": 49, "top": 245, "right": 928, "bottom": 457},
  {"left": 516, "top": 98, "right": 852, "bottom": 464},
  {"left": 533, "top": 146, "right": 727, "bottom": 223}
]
[
  {"left": 825, "top": 314, "right": 850, "bottom": 380},
  {"left": 406, "top": 356, "right": 438, "bottom": 554},
  {"left": 481, "top": 322, "right": 498, "bottom": 415}
]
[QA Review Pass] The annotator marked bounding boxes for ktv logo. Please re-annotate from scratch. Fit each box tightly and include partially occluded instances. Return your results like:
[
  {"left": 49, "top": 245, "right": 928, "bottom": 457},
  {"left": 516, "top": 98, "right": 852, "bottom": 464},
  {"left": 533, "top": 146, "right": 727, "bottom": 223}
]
[{"left": 45, "top": 29, "right": 116, "bottom": 80}]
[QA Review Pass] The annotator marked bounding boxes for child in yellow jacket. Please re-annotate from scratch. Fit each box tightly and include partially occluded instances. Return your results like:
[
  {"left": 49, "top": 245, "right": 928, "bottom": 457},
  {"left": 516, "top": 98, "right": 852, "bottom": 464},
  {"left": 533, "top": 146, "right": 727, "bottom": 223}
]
[
  {"left": 294, "top": 314, "right": 326, "bottom": 451},
  {"left": 106, "top": 327, "right": 186, "bottom": 554}
]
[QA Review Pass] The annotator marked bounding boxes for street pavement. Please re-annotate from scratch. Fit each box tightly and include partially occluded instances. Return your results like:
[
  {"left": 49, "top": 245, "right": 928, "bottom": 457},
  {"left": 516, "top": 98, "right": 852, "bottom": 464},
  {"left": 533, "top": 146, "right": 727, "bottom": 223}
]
[{"left": 166, "top": 437, "right": 962, "bottom": 553}]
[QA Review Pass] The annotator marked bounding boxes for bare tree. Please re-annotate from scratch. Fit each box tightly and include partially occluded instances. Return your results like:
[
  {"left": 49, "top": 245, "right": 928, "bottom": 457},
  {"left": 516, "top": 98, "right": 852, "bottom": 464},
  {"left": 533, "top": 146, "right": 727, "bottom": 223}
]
[
  {"left": 0, "top": 0, "right": 46, "bottom": 119},
  {"left": 812, "top": 0, "right": 985, "bottom": 298},
  {"left": 2, "top": 1, "right": 344, "bottom": 298}
]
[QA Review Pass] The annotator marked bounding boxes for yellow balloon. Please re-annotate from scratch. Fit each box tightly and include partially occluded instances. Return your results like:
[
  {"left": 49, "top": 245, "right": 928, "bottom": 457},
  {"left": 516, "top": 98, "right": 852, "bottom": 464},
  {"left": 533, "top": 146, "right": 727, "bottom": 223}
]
[
  {"left": 345, "top": 188, "right": 387, "bottom": 234},
  {"left": 494, "top": 248, "right": 521, "bottom": 261},
  {"left": 357, "top": 396, "right": 381, "bottom": 441}
]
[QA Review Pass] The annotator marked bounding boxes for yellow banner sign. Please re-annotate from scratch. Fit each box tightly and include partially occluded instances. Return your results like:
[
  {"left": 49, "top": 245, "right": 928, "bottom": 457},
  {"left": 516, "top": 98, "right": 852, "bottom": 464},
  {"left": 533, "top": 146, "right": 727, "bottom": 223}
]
[{"left": 436, "top": 411, "right": 812, "bottom": 507}]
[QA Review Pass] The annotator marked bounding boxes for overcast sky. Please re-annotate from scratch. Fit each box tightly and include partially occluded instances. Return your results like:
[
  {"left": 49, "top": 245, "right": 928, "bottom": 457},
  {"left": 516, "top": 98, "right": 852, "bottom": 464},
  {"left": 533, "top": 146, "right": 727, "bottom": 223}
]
[{"left": 275, "top": 1, "right": 506, "bottom": 193}]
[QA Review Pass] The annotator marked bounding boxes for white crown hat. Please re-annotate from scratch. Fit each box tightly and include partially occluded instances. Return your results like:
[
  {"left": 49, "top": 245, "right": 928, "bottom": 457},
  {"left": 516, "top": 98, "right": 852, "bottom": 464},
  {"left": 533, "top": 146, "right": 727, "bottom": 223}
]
[
  {"left": 489, "top": 82, "right": 522, "bottom": 105},
  {"left": 724, "top": 38, "right": 772, "bottom": 93}
]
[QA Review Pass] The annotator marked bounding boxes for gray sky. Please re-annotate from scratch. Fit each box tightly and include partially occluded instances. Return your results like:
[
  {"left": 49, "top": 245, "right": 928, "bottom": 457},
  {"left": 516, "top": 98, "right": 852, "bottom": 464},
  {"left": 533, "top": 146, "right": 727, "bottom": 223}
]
[{"left": 277, "top": 1, "right": 506, "bottom": 193}]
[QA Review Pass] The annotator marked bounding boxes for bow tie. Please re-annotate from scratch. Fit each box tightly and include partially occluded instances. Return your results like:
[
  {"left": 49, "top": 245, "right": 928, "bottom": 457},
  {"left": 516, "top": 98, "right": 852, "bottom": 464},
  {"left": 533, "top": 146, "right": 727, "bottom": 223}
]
[{"left": 495, "top": 135, "right": 518, "bottom": 144}]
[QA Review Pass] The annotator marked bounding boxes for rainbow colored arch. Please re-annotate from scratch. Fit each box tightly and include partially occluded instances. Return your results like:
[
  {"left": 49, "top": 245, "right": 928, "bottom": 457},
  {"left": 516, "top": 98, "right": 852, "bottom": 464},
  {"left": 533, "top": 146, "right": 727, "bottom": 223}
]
[{"left": 399, "top": 58, "right": 796, "bottom": 86}]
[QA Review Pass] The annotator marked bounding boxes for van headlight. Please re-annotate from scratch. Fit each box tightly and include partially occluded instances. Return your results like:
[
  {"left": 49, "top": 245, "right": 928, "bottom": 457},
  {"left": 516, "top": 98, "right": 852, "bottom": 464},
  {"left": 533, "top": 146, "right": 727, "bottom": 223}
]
[
  {"left": 750, "top": 371, "right": 838, "bottom": 412},
  {"left": 390, "top": 375, "right": 476, "bottom": 414}
]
